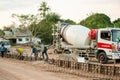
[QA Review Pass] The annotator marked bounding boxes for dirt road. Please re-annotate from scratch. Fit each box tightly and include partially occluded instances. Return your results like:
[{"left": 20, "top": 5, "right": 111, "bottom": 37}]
[{"left": 0, "top": 58, "right": 88, "bottom": 80}]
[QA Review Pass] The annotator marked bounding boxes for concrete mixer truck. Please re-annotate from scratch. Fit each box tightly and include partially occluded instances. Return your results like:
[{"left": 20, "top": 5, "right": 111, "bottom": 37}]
[{"left": 53, "top": 22, "right": 120, "bottom": 64}]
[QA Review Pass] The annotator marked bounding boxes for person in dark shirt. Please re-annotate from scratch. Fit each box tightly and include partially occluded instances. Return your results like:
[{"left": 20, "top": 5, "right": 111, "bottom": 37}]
[
  {"left": 0, "top": 44, "right": 6, "bottom": 58},
  {"left": 31, "top": 45, "right": 38, "bottom": 60},
  {"left": 40, "top": 43, "right": 48, "bottom": 61}
]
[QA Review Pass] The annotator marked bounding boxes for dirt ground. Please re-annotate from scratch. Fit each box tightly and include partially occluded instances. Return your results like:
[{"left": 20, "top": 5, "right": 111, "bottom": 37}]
[
  {"left": 0, "top": 45, "right": 89, "bottom": 80},
  {"left": 1, "top": 45, "right": 120, "bottom": 80},
  {"left": 0, "top": 57, "right": 89, "bottom": 80}
]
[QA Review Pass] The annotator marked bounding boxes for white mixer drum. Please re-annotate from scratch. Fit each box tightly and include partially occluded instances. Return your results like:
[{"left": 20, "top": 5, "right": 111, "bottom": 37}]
[{"left": 61, "top": 25, "right": 90, "bottom": 48}]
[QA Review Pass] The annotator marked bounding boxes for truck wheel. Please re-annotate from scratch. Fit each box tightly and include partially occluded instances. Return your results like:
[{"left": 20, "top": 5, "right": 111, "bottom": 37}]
[{"left": 98, "top": 52, "right": 108, "bottom": 64}]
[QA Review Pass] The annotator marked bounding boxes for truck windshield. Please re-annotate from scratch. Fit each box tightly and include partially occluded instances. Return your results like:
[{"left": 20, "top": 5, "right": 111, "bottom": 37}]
[{"left": 112, "top": 30, "right": 120, "bottom": 42}]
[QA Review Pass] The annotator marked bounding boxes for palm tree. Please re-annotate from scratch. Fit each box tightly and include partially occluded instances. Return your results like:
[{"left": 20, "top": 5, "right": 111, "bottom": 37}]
[{"left": 38, "top": 1, "right": 50, "bottom": 19}]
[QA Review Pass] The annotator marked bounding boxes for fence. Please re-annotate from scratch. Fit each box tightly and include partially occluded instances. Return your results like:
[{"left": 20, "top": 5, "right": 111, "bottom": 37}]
[
  {"left": 2, "top": 52, "right": 120, "bottom": 80},
  {"left": 47, "top": 59, "right": 120, "bottom": 80}
]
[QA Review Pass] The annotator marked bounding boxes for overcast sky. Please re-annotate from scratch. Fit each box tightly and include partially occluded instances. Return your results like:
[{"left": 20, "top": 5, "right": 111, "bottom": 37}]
[{"left": 0, "top": 0, "right": 120, "bottom": 28}]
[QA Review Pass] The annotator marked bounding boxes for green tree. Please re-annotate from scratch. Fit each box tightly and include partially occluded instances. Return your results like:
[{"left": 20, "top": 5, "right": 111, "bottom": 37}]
[
  {"left": 0, "top": 29, "right": 3, "bottom": 36},
  {"left": 37, "top": 2, "right": 61, "bottom": 44},
  {"left": 45, "top": 13, "right": 60, "bottom": 23},
  {"left": 113, "top": 18, "right": 120, "bottom": 27},
  {"left": 12, "top": 1, "right": 61, "bottom": 44},
  {"left": 63, "top": 19, "right": 76, "bottom": 24},
  {"left": 38, "top": 1, "right": 50, "bottom": 19},
  {"left": 36, "top": 20, "right": 53, "bottom": 44},
  {"left": 35, "top": 13, "right": 60, "bottom": 44},
  {"left": 12, "top": 14, "right": 38, "bottom": 27},
  {"left": 79, "top": 13, "right": 113, "bottom": 29}
]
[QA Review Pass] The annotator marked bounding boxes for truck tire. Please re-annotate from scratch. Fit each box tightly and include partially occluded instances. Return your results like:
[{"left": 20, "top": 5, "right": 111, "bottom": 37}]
[{"left": 98, "top": 52, "right": 108, "bottom": 64}]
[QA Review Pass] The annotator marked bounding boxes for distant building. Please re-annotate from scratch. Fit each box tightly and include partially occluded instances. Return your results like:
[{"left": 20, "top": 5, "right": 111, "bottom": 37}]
[{"left": 4, "top": 27, "right": 41, "bottom": 45}]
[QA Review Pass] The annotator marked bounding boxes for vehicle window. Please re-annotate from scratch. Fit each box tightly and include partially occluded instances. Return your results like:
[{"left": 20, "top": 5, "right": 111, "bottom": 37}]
[
  {"left": 101, "top": 31, "right": 111, "bottom": 41},
  {"left": 112, "top": 30, "right": 120, "bottom": 42}
]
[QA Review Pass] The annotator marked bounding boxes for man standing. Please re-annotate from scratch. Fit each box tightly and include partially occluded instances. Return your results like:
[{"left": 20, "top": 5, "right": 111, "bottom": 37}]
[
  {"left": 0, "top": 44, "right": 6, "bottom": 58},
  {"left": 41, "top": 43, "right": 48, "bottom": 61},
  {"left": 31, "top": 45, "right": 38, "bottom": 60}
]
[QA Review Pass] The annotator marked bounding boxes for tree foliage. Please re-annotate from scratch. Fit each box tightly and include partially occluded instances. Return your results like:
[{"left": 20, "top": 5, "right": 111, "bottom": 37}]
[
  {"left": 12, "top": 14, "right": 38, "bottom": 27},
  {"left": 45, "top": 13, "right": 60, "bottom": 23},
  {"left": 38, "top": 1, "right": 50, "bottom": 19},
  {"left": 30, "top": 13, "right": 60, "bottom": 44},
  {"left": 37, "top": 20, "right": 53, "bottom": 44},
  {"left": 79, "top": 13, "right": 113, "bottom": 29},
  {"left": 113, "top": 18, "right": 120, "bottom": 27},
  {"left": 63, "top": 19, "right": 76, "bottom": 24},
  {"left": 11, "top": 1, "right": 61, "bottom": 45},
  {"left": 0, "top": 29, "right": 3, "bottom": 36}
]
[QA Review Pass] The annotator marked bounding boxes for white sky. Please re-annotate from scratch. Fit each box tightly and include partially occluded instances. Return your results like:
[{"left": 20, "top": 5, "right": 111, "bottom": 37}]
[{"left": 0, "top": 0, "right": 120, "bottom": 28}]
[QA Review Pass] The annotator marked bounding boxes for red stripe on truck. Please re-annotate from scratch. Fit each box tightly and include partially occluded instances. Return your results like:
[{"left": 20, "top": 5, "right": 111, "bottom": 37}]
[{"left": 97, "top": 42, "right": 112, "bottom": 49}]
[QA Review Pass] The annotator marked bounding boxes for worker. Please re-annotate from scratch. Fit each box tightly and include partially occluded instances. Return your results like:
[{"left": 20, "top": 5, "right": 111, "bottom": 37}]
[
  {"left": 16, "top": 48, "right": 24, "bottom": 60},
  {"left": 31, "top": 45, "right": 38, "bottom": 60},
  {"left": 40, "top": 43, "right": 49, "bottom": 61},
  {"left": 0, "top": 44, "right": 6, "bottom": 58}
]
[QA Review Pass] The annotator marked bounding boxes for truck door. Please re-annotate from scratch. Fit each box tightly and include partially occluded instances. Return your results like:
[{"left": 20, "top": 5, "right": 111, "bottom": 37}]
[
  {"left": 97, "top": 30, "right": 112, "bottom": 64},
  {"left": 98, "top": 30, "right": 112, "bottom": 50}
]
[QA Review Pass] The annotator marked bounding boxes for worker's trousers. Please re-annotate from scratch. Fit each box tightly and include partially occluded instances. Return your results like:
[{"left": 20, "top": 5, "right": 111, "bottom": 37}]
[{"left": 42, "top": 51, "right": 48, "bottom": 61}]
